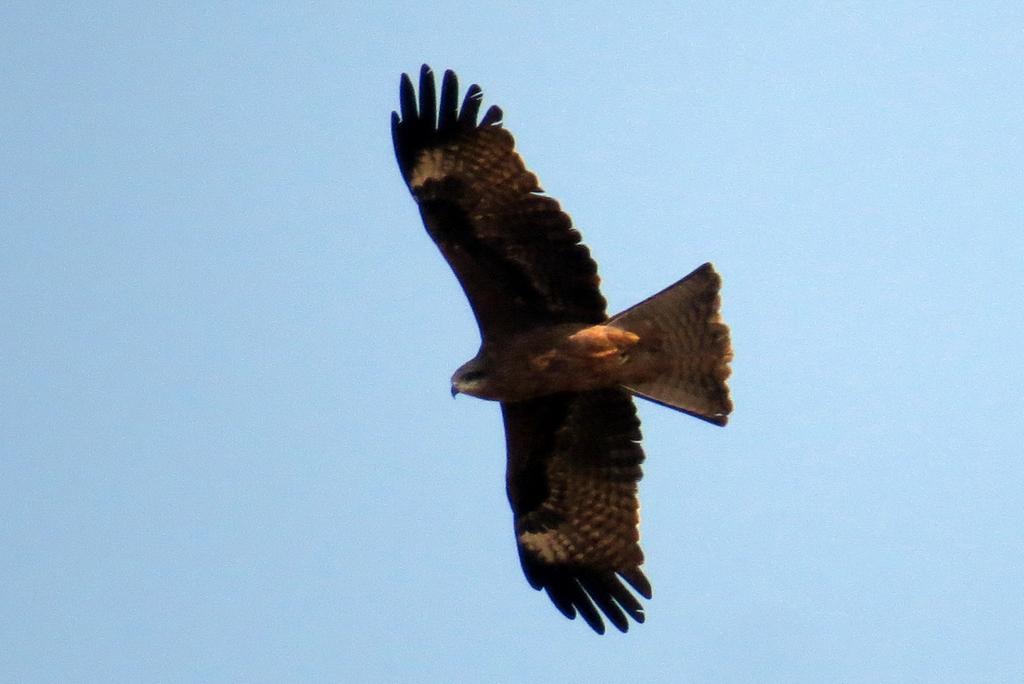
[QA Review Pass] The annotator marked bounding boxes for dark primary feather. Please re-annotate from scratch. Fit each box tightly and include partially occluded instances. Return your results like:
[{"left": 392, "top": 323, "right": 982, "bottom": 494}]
[
  {"left": 503, "top": 389, "right": 651, "bottom": 634},
  {"left": 392, "top": 65, "right": 607, "bottom": 340}
]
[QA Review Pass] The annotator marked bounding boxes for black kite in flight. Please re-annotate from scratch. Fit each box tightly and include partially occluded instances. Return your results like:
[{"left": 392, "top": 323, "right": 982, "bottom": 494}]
[{"left": 391, "top": 66, "right": 733, "bottom": 633}]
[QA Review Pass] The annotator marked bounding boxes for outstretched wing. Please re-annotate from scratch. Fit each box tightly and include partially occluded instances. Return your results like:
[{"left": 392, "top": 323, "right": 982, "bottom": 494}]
[
  {"left": 391, "top": 65, "right": 607, "bottom": 340},
  {"left": 503, "top": 389, "right": 652, "bottom": 634}
]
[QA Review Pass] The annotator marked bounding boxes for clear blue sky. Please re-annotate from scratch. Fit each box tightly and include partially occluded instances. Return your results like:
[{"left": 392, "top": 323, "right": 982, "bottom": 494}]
[{"left": 3, "top": 3, "right": 1023, "bottom": 682}]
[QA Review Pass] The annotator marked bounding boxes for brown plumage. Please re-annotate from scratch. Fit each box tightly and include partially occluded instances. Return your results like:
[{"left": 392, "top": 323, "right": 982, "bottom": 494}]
[{"left": 392, "top": 66, "right": 733, "bottom": 634}]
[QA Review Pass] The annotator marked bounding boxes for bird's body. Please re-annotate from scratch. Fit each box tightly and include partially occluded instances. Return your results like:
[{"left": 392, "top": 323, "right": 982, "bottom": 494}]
[
  {"left": 453, "top": 323, "right": 649, "bottom": 401},
  {"left": 391, "top": 66, "right": 733, "bottom": 633}
]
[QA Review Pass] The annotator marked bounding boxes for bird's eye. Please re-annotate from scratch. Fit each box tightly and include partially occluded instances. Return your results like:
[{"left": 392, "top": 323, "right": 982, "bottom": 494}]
[{"left": 461, "top": 370, "right": 485, "bottom": 382}]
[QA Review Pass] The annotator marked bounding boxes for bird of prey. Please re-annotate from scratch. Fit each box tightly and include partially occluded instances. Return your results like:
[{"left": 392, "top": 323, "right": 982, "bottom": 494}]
[{"left": 391, "top": 66, "right": 733, "bottom": 634}]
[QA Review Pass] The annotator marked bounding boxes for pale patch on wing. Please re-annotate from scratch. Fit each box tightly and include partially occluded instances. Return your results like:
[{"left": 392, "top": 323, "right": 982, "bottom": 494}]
[
  {"left": 567, "top": 325, "right": 640, "bottom": 359},
  {"left": 409, "top": 148, "right": 456, "bottom": 188},
  {"left": 519, "top": 529, "right": 573, "bottom": 564}
]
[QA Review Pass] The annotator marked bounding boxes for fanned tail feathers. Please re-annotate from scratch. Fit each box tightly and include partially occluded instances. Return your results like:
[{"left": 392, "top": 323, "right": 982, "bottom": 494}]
[{"left": 609, "top": 263, "right": 733, "bottom": 425}]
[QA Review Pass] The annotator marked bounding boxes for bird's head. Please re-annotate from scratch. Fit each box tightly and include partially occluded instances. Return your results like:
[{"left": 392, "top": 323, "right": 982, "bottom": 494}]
[{"left": 451, "top": 357, "right": 492, "bottom": 399}]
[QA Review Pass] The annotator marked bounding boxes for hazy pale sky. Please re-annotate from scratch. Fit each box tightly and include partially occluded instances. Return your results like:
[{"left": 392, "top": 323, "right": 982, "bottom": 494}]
[{"left": 3, "top": 3, "right": 1023, "bottom": 682}]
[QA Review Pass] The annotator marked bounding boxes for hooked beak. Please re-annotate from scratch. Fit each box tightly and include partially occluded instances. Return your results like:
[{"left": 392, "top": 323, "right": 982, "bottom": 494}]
[{"left": 450, "top": 384, "right": 460, "bottom": 398}]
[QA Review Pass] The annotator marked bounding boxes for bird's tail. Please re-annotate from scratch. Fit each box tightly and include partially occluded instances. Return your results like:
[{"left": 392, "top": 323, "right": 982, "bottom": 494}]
[{"left": 609, "top": 263, "right": 733, "bottom": 425}]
